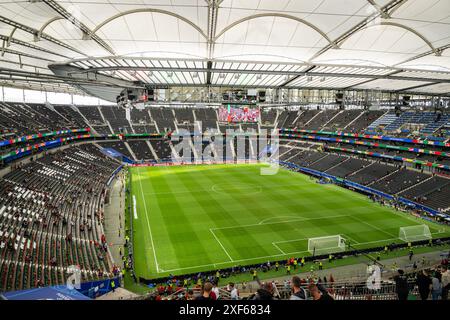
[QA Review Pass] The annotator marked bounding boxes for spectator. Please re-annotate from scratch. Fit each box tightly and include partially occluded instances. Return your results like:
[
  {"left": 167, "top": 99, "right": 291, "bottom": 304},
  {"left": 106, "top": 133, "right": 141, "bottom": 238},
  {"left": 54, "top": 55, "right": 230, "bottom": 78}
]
[
  {"left": 290, "top": 276, "right": 307, "bottom": 300},
  {"left": 211, "top": 282, "right": 220, "bottom": 300},
  {"left": 195, "top": 282, "right": 214, "bottom": 300},
  {"left": 308, "top": 282, "right": 334, "bottom": 301},
  {"left": 393, "top": 269, "right": 409, "bottom": 301},
  {"left": 442, "top": 267, "right": 450, "bottom": 300},
  {"left": 416, "top": 270, "right": 432, "bottom": 300},
  {"left": 229, "top": 283, "right": 239, "bottom": 300},
  {"left": 431, "top": 273, "right": 442, "bottom": 300},
  {"left": 253, "top": 282, "right": 275, "bottom": 300}
]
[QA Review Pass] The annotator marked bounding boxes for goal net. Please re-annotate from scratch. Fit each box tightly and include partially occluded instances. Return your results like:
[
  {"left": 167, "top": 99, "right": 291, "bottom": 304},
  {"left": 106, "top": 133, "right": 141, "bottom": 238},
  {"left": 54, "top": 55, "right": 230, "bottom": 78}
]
[
  {"left": 308, "top": 235, "right": 346, "bottom": 255},
  {"left": 399, "top": 225, "right": 432, "bottom": 242}
]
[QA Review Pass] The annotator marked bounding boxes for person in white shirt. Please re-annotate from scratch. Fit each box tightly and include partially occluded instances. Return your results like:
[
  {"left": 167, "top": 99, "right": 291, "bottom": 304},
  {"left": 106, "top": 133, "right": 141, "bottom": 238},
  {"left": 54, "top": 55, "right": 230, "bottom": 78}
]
[
  {"left": 229, "top": 282, "right": 239, "bottom": 300},
  {"left": 212, "top": 282, "right": 220, "bottom": 300}
]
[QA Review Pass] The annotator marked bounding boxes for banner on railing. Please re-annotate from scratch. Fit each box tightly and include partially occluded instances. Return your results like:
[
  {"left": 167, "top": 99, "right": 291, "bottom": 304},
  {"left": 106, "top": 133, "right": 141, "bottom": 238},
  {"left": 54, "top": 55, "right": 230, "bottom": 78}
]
[{"left": 0, "top": 128, "right": 90, "bottom": 147}]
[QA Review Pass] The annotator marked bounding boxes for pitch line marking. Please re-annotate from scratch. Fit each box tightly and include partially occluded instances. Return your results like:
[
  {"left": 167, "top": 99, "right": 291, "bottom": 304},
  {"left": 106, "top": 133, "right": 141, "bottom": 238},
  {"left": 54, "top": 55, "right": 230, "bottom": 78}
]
[
  {"left": 213, "top": 209, "right": 376, "bottom": 231},
  {"left": 155, "top": 230, "right": 450, "bottom": 274},
  {"left": 259, "top": 215, "right": 298, "bottom": 225},
  {"left": 210, "top": 228, "right": 234, "bottom": 262},
  {"left": 350, "top": 214, "right": 397, "bottom": 239},
  {"left": 136, "top": 167, "right": 160, "bottom": 273},
  {"left": 160, "top": 249, "right": 311, "bottom": 274},
  {"left": 341, "top": 234, "right": 360, "bottom": 245},
  {"left": 271, "top": 242, "right": 287, "bottom": 255}
]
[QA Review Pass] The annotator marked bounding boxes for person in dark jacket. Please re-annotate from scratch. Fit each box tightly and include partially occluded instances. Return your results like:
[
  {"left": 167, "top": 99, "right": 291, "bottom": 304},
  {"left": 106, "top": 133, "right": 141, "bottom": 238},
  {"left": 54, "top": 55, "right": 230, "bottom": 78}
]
[
  {"left": 394, "top": 269, "right": 409, "bottom": 300},
  {"left": 416, "top": 270, "right": 432, "bottom": 300},
  {"left": 308, "top": 282, "right": 334, "bottom": 301},
  {"left": 290, "top": 276, "right": 308, "bottom": 300},
  {"left": 252, "top": 282, "right": 275, "bottom": 300}
]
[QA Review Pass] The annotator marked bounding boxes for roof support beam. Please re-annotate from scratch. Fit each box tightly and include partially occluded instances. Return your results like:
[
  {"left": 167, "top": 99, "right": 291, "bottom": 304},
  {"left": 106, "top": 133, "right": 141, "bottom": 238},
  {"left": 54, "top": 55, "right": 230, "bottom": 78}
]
[
  {"left": 278, "top": 66, "right": 316, "bottom": 87},
  {"left": 214, "top": 13, "right": 337, "bottom": 48},
  {"left": 343, "top": 69, "right": 405, "bottom": 89},
  {"left": 337, "top": 21, "right": 437, "bottom": 54},
  {"left": 0, "top": 15, "right": 87, "bottom": 57},
  {"left": 0, "top": 35, "right": 72, "bottom": 59},
  {"left": 310, "top": 0, "right": 409, "bottom": 61},
  {"left": 37, "top": 16, "right": 64, "bottom": 39},
  {"left": 395, "top": 43, "right": 449, "bottom": 67},
  {"left": 91, "top": 8, "right": 208, "bottom": 40},
  {"left": 366, "top": 0, "right": 391, "bottom": 18},
  {"left": 39, "top": 0, "right": 116, "bottom": 55},
  {"left": 394, "top": 81, "right": 439, "bottom": 93}
]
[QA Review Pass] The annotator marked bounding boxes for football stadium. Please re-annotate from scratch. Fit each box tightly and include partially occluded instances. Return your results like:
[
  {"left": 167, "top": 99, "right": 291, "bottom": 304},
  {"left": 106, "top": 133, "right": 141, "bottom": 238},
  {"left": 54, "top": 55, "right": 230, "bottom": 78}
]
[{"left": 0, "top": 0, "right": 450, "bottom": 308}]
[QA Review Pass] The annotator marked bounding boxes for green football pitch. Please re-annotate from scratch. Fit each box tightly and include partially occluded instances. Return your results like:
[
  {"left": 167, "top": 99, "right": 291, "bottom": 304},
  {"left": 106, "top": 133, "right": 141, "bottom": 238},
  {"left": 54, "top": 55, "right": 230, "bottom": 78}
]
[{"left": 129, "top": 163, "right": 450, "bottom": 279}]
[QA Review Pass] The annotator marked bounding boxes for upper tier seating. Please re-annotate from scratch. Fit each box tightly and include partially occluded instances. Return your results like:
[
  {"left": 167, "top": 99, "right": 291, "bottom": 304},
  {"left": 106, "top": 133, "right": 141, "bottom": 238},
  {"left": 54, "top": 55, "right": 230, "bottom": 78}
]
[
  {"left": 304, "top": 110, "right": 340, "bottom": 130},
  {"left": 150, "top": 108, "right": 175, "bottom": 132},
  {"left": 77, "top": 106, "right": 105, "bottom": 126},
  {"left": 100, "top": 107, "right": 132, "bottom": 134},
  {"left": 322, "top": 110, "right": 364, "bottom": 131},
  {"left": 194, "top": 108, "right": 218, "bottom": 131},
  {"left": 174, "top": 108, "right": 194, "bottom": 124},
  {"left": 260, "top": 109, "right": 277, "bottom": 125},
  {"left": 278, "top": 110, "right": 298, "bottom": 128}
]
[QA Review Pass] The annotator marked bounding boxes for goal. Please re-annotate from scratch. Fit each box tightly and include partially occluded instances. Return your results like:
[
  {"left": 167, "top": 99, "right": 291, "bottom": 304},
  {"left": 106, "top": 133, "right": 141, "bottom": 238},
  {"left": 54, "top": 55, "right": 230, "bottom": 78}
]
[
  {"left": 399, "top": 225, "right": 432, "bottom": 242},
  {"left": 308, "top": 235, "right": 346, "bottom": 255}
]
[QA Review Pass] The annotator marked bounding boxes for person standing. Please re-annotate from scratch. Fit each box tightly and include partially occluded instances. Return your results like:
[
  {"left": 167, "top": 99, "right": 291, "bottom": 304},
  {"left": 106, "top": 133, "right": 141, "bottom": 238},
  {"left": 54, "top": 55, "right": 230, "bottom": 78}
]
[
  {"left": 441, "top": 267, "right": 450, "bottom": 300},
  {"left": 431, "top": 272, "right": 442, "bottom": 300},
  {"left": 196, "top": 282, "right": 214, "bottom": 300},
  {"left": 394, "top": 269, "right": 409, "bottom": 301},
  {"left": 308, "top": 282, "right": 334, "bottom": 301},
  {"left": 416, "top": 270, "right": 432, "bottom": 300},
  {"left": 290, "top": 276, "right": 307, "bottom": 300},
  {"left": 229, "top": 283, "right": 239, "bottom": 300}
]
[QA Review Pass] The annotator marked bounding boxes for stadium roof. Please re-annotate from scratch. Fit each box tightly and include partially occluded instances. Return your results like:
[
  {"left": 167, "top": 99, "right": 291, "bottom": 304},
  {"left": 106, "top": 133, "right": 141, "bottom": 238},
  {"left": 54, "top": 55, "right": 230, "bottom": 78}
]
[{"left": 1, "top": 0, "right": 450, "bottom": 98}]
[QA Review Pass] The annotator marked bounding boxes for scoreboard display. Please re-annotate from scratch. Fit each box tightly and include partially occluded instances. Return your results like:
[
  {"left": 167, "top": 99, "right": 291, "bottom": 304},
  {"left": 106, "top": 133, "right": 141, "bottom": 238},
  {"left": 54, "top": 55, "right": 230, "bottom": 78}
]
[{"left": 219, "top": 104, "right": 260, "bottom": 123}]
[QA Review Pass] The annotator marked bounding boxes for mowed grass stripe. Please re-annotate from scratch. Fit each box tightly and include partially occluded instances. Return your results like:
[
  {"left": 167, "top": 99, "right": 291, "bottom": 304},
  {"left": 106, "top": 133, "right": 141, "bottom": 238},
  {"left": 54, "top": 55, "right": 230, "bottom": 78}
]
[
  {"left": 130, "top": 164, "right": 450, "bottom": 279},
  {"left": 181, "top": 165, "right": 277, "bottom": 260},
  {"left": 158, "top": 165, "right": 233, "bottom": 268},
  {"left": 151, "top": 166, "right": 215, "bottom": 272}
]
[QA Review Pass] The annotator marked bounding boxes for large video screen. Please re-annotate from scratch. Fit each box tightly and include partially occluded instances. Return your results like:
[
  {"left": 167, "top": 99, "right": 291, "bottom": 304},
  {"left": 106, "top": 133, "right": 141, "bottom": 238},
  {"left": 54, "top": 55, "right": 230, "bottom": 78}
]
[{"left": 218, "top": 105, "right": 260, "bottom": 123}]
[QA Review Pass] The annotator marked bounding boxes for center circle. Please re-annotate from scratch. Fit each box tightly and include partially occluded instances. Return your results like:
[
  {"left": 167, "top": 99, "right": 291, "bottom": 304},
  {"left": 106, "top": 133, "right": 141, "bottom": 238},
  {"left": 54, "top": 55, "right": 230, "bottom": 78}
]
[{"left": 211, "top": 183, "right": 263, "bottom": 195}]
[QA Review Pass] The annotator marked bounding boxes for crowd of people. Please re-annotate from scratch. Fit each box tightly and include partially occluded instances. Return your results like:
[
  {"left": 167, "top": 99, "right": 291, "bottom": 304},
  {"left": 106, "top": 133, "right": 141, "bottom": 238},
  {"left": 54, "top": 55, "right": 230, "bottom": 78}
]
[{"left": 394, "top": 259, "right": 450, "bottom": 301}]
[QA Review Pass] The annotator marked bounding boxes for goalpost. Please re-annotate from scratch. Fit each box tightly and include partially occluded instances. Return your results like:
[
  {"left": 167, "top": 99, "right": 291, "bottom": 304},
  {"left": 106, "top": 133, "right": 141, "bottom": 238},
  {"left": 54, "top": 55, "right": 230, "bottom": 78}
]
[
  {"left": 399, "top": 224, "right": 432, "bottom": 242},
  {"left": 308, "top": 235, "right": 346, "bottom": 255}
]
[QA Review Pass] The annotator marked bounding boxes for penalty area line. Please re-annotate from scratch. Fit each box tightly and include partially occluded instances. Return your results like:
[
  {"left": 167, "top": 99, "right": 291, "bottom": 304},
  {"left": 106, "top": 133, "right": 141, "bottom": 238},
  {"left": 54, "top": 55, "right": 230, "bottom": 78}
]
[{"left": 210, "top": 228, "right": 234, "bottom": 262}]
